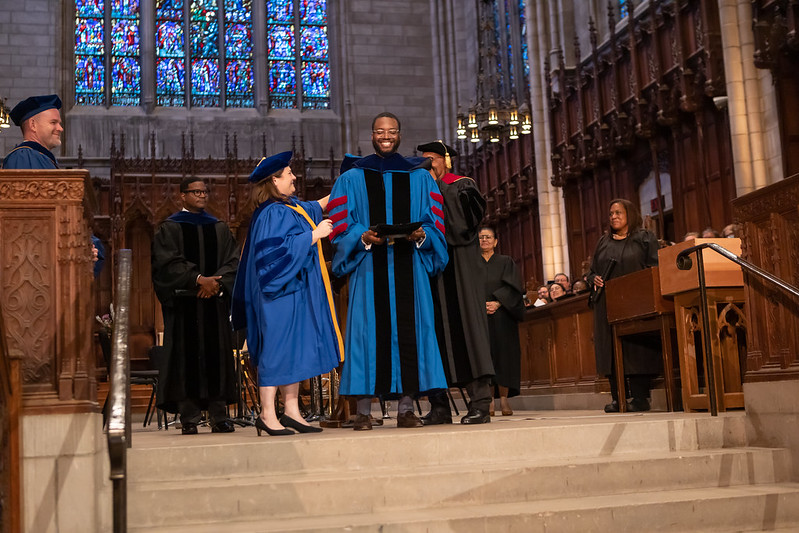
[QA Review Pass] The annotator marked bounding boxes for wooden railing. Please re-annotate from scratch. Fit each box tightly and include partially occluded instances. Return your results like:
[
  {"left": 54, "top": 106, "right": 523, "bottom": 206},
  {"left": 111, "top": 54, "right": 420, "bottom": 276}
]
[
  {"left": 107, "top": 250, "right": 132, "bottom": 533},
  {"left": 0, "top": 308, "right": 23, "bottom": 533}
]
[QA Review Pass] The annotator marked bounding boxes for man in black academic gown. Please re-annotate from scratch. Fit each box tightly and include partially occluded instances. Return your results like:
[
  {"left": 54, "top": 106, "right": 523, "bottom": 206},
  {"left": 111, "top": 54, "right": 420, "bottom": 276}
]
[
  {"left": 151, "top": 178, "right": 240, "bottom": 434},
  {"left": 418, "top": 141, "right": 495, "bottom": 424},
  {"left": 1, "top": 94, "right": 63, "bottom": 169}
]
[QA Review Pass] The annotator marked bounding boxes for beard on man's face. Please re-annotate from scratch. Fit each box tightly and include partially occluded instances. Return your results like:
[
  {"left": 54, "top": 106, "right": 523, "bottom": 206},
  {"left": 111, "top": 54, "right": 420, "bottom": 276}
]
[{"left": 372, "top": 137, "right": 400, "bottom": 157}]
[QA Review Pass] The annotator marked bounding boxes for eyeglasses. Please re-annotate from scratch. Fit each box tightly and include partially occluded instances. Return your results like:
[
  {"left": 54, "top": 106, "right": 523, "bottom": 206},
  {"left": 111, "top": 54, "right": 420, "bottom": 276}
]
[
  {"left": 372, "top": 129, "right": 400, "bottom": 136},
  {"left": 184, "top": 189, "right": 209, "bottom": 197},
  {"left": 478, "top": 235, "right": 494, "bottom": 240}
]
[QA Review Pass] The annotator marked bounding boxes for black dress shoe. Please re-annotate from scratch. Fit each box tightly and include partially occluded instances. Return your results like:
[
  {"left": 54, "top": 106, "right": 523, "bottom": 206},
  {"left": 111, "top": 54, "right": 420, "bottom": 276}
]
[
  {"left": 396, "top": 411, "right": 424, "bottom": 428},
  {"left": 420, "top": 409, "right": 452, "bottom": 426},
  {"left": 353, "top": 413, "right": 372, "bottom": 431},
  {"left": 181, "top": 423, "right": 198, "bottom": 435},
  {"left": 280, "top": 414, "right": 323, "bottom": 433},
  {"left": 460, "top": 408, "right": 490, "bottom": 424},
  {"left": 604, "top": 401, "right": 620, "bottom": 413},
  {"left": 211, "top": 420, "right": 235, "bottom": 433},
  {"left": 627, "top": 398, "right": 651, "bottom": 412},
  {"left": 255, "top": 417, "right": 295, "bottom": 436}
]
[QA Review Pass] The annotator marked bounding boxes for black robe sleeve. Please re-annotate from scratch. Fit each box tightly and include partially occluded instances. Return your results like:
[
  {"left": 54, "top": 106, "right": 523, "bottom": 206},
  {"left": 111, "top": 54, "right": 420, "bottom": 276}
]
[
  {"left": 490, "top": 256, "right": 525, "bottom": 322},
  {"left": 151, "top": 221, "right": 201, "bottom": 306}
]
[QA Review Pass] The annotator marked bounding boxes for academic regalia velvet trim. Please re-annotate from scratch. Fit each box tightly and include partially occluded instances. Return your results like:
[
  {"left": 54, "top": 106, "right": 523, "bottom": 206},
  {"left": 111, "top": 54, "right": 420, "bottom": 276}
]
[
  {"left": 484, "top": 253, "right": 525, "bottom": 396},
  {"left": 151, "top": 212, "right": 240, "bottom": 413},
  {"left": 431, "top": 173, "right": 494, "bottom": 385},
  {"left": 328, "top": 153, "right": 449, "bottom": 396},
  {"left": 1, "top": 141, "right": 59, "bottom": 169},
  {"left": 234, "top": 198, "right": 340, "bottom": 387}
]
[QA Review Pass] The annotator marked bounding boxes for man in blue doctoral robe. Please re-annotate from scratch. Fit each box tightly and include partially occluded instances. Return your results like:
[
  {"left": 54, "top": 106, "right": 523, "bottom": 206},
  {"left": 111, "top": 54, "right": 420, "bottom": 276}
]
[
  {"left": 327, "top": 112, "right": 449, "bottom": 430},
  {"left": 1, "top": 94, "right": 63, "bottom": 169}
]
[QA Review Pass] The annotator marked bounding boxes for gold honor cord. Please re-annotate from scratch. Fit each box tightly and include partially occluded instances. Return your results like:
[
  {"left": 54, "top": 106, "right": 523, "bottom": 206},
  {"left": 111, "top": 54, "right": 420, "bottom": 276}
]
[{"left": 286, "top": 203, "right": 345, "bottom": 361}]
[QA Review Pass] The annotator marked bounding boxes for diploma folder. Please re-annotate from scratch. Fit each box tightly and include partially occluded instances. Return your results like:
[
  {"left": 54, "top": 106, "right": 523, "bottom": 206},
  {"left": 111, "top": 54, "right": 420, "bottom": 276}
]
[{"left": 369, "top": 222, "right": 422, "bottom": 239}]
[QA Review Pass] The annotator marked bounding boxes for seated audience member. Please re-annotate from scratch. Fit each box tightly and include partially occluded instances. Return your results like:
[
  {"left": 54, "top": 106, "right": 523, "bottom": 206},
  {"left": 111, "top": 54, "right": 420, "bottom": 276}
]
[
  {"left": 533, "top": 285, "right": 550, "bottom": 307},
  {"left": 701, "top": 227, "right": 720, "bottom": 238},
  {"left": 722, "top": 223, "right": 739, "bottom": 238},
  {"left": 548, "top": 282, "right": 567, "bottom": 301},
  {"left": 572, "top": 279, "right": 589, "bottom": 294},
  {"left": 683, "top": 231, "right": 700, "bottom": 242},
  {"left": 554, "top": 272, "right": 572, "bottom": 293}
]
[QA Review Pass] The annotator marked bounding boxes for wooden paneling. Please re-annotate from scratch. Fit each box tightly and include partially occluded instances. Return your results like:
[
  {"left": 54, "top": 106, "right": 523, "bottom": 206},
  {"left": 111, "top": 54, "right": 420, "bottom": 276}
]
[
  {"left": 518, "top": 294, "right": 600, "bottom": 394},
  {"left": 733, "top": 173, "right": 799, "bottom": 381},
  {"left": 548, "top": 0, "right": 735, "bottom": 273},
  {"left": 0, "top": 304, "right": 22, "bottom": 533},
  {"left": 0, "top": 170, "right": 97, "bottom": 413},
  {"left": 460, "top": 134, "right": 542, "bottom": 285}
]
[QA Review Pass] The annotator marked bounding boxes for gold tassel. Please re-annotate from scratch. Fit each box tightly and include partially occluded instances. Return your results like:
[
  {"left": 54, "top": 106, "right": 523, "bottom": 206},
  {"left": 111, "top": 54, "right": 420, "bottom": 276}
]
[{"left": 438, "top": 139, "right": 452, "bottom": 170}]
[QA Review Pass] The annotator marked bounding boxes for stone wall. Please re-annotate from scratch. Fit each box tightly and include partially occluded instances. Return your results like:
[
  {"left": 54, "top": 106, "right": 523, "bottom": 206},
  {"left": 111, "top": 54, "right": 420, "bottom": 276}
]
[
  {"left": 0, "top": 0, "right": 61, "bottom": 158},
  {"left": 0, "top": 0, "right": 456, "bottom": 177}
]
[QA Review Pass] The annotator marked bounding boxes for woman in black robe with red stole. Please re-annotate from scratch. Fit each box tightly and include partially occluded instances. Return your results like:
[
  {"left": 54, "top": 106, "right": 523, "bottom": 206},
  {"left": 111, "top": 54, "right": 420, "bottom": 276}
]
[{"left": 479, "top": 227, "right": 525, "bottom": 415}]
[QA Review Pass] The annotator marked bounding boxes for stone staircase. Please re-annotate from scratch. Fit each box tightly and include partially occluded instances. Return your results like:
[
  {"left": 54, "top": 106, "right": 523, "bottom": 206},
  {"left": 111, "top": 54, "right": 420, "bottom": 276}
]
[{"left": 126, "top": 411, "right": 799, "bottom": 532}]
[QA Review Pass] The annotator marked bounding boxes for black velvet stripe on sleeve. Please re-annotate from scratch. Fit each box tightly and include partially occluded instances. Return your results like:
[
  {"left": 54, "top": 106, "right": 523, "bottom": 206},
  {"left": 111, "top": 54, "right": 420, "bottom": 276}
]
[
  {"left": 364, "top": 169, "right": 392, "bottom": 394},
  {"left": 181, "top": 223, "right": 201, "bottom": 266},
  {"left": 203, "top": 224, "right": 219, "bottom": 274},
  {"left": 390, "top": 172, "right": 419, "bottom": 392}
]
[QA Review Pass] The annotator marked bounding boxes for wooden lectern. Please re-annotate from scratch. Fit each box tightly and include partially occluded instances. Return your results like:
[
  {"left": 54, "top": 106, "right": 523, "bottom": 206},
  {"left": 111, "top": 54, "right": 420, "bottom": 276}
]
[
  {"left": 606, "top": 267, "right": 679, "bottom": 412},
  {"left": 658, "top": 238, "right": 746, "bottom": 412}
]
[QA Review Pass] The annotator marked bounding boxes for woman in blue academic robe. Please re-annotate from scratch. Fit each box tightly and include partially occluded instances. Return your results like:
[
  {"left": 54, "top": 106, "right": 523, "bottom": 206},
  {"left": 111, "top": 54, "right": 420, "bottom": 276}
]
[{"left": 232, "top": 151, "right": 343, "bottom": 436}]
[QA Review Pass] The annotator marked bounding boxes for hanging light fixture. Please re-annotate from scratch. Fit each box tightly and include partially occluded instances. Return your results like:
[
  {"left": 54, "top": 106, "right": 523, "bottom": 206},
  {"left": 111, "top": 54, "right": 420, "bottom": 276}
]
[
  {"left": 453, "top": 0, "right": 532, "bottom": 146},
  {"left": 456, "top": 114, "right": 467, "bottom": 140},
  {"left": 0, "top": 98, "right": 11, "bottom": 130}
]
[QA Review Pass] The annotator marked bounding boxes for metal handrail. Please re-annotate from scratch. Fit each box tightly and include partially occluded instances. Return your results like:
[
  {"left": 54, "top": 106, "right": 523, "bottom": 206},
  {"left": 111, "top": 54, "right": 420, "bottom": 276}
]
[
  {"left": 107, "top": 249, "right": 132, "bottom": 533},
  {"left": 676, "top": 242, "right": 799, "bottom": 416}
]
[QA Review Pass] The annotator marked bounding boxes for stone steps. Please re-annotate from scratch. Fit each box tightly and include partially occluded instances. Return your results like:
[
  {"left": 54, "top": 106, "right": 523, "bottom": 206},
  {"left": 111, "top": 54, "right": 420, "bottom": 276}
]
[
  {"left": 129, "top": 483, "right": 799, "bottom": 532},
  {"left": 126, "top": 412, "right": 799, "bottom": 531}
]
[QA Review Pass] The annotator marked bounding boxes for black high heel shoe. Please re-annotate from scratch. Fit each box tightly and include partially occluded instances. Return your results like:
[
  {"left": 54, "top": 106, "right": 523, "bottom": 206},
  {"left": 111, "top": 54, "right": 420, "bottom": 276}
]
[
  {"left": 255, "top": 417, "right": 295, "bottom": 436},
  {"left": 280, "top": 414, "right": 323, "bottom": 433}
]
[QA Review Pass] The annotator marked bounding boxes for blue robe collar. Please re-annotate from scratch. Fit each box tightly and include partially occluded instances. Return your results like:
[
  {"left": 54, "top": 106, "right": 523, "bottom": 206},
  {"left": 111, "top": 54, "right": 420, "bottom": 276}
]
[
  {"left": 168, "top": 210, "right": 219, "bottom": 225},
  {"left": 18, "top": 141, "right": 59, "bottom": 168},
  {"left": 353, "top": 152, "right": 417, "bottom": 172}
]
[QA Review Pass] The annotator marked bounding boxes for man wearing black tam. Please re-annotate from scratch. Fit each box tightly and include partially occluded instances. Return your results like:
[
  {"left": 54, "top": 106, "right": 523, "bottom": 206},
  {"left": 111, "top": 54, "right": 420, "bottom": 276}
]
[
  {"left": 1, "top": 94, "right": 63, "bottom": 169},
  {"left": 417, "top": 140, "right": 495, "bottom": 424},
  {"left": 151, "top": 177, "right": 240, "bottom": 434}
]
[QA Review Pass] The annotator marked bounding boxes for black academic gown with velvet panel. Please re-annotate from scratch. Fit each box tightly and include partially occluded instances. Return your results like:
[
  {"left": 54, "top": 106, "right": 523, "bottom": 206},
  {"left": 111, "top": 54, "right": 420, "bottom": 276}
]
[
  {"left": 431, "top": 173, "right": 494, "bottom": 385},
  {"left": 151, "top": 211, "right": 239, "bottom": 413}
]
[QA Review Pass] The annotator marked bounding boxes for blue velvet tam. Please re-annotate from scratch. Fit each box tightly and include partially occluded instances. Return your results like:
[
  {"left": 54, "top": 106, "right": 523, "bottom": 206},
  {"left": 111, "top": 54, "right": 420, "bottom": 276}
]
[
  {"left": 340, "top": 153, "right": 361, "bottom": 174},
  {"left": 249, "top": 150, "right": 293, "bottom": 183},
  {"left": 10, "top": 94, "right": 62, "bottom": 126}
]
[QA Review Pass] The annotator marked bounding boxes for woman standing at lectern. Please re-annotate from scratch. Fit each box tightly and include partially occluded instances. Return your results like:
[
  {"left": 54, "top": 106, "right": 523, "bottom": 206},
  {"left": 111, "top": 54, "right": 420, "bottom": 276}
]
[{"left": 587, "top": 199, "right": 660, "bottom": 413}]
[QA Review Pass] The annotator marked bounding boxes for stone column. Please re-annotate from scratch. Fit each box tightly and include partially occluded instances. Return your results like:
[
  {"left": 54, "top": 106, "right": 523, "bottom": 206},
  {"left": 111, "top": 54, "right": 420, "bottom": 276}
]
[
  {"left": 717, "top": 0, "right": 783, "bottom": 195},
  {"left": 529, "top": 0, "right": 568, "bottom": 280}
]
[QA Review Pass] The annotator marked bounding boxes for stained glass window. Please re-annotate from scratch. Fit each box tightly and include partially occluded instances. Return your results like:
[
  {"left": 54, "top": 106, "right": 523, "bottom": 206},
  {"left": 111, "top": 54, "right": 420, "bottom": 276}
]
[
  {"left": 225, "top": 0, "right": 254, "bottom": 107},
  {"left": 267, "top": 0, "right": 296, "bottom": 108},
  {"left": 191, "top": 0, "right": 220, "bottom": 107},
  {"left": 267, "top": 0, "right": 329, "bottom": 109},
  {"left": 111, "top": 0, "right": 141, "bottom": 105},
  {"left": 519, "top": 0, "right": 529, "bottom": 85},
  {"left": 489, "top": 0, "right": 529, "bottom": 103},
  {"left": 75, "top": 0, "right": 141, "bottom": 106},
  {"left": 157, "top": 0, "right": 186, "bottom": 106},
  {"left": 75, "top": 0, "right": 106, "bottom": 105},
  {"left": 300, "top": 1, "right": 329, "bottom": 109},
  {"left": 620, "top": 0, "right": 630, "bottom": 19}
]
